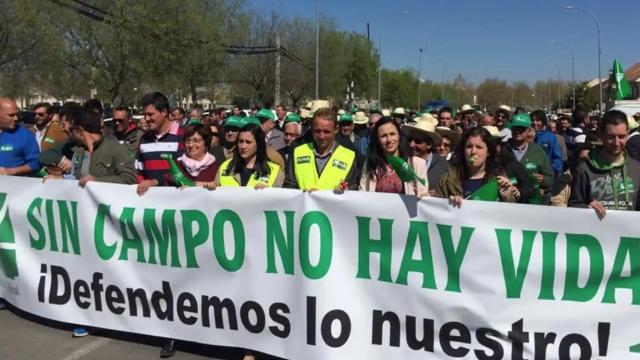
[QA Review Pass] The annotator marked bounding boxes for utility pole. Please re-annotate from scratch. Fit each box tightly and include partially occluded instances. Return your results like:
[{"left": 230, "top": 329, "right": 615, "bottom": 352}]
[
  {"left": 275, "top": 34, "right": 281, "bottom": 105},
  {"left": 417, "top": 48, "right": 423, "bottom": 109},
  {"left": 315, "top": 0, "right": 320, "bottom": 99}
]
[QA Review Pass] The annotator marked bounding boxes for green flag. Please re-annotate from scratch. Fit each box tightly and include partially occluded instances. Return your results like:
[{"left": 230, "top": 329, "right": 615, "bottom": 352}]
[
  {"left": 168, "top": 157, "right": 195, "bottom": 187},
  {"left": 385, "top": 155, "right": 426, "bottom": 185},
  {"left": 466, "top": 179, "right": 499, "bottom": 201},
  {"left": 613, "top": 59, "right": 633, "bottom": 100}
]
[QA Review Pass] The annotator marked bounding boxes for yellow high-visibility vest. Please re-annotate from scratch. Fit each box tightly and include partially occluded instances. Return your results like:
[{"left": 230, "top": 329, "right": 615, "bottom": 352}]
[
  {"left": 293, "top": 142, "right": 355, "bottom": 190},
  {"left": 218, "top": 159, "right": 280, "bottom": 187}
]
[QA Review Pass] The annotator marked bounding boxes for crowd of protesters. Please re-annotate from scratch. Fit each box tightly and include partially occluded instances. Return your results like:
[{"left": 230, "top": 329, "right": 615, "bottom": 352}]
[{"left": 1, "top": 92, "right": 640, "bottom": 358}]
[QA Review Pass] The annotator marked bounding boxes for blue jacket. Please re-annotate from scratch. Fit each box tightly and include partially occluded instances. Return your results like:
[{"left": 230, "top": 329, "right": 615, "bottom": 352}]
[
  {"left": 535, "top": 129, "right": 563, "bottom": 174},
  {"left": 0, "top": 126, "right": 40, "bottom": 172}
]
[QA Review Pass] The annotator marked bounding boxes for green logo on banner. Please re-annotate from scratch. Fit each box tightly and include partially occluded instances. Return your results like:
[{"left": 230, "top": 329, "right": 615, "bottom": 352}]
[{"left": 0, "top": 193, "right": 18, "bottom": 279}]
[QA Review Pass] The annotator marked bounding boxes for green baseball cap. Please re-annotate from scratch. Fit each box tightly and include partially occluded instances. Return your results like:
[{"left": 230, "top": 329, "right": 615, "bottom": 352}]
[
  {"left": 511, "top": 113, "right": 531, "bottom": 128},
  {"left": 339, "top": 113, "right": 353, "bottom": 123},
  {"left": 223, "top": 116, "right": 244, "bottom": 129},
  {"left": 285, "top": 113, "right": 301, "bottom": 124},
  {"left": 256, "top": 108, "right": 275, "bottom": 121},
  {"left": 242, "top": 117, "right": 262, "bottom": 128}
]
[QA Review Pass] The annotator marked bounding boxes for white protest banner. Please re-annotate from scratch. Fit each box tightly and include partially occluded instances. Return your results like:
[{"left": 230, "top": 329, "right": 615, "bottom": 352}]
[{"left": 1, "top": 176, "right": 640, "bottom": 359}]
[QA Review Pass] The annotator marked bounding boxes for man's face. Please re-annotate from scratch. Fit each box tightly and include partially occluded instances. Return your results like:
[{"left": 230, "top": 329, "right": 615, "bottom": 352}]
[
  {"left": 232, "top": 107, "right": 242, "bottom": 116},
  {"left": 312, "top": 116, "right": 337, "bottom": 150},
  {"left": 60, "top": 116, "right": 72, "bottom": 136},
  {"left": 70, "top": 126, "right": 85, "bottom": 146},
  {"left": 408, "top": 135, "right": 429, "bottom": 158},
  {"left": 438, "top": 111, "right": 452, "bottom": 127},
  {"left": 511, "top": 126, "right": 528, "bottom": 144},
  {"left": 224, "top": 127, "right": 239, "bottom": 145},
  {"left": 283, "top": 122, "right": 300, "bottom": 146},
  {"left": 143, "top": 104, "right": 169, "bottom": 133},
  {"left": 495, "top": 111, "right": 508, "bottom": 127},
  {"left": 531, "top": 116, "right": 544, "bottom": 131},
  {"left": 34, "top": 106, "right": 52, "bottom": 127},
  {"left": 189, "top": 110, "right": 200, "bottom": 120},
  {"left": 276, "top": 107, "right": 286, "bottom": 120},
  {"left": 261, "top": 118, "right": 274, "bottom": 133},
  {"left": 339, "top": 121, "right": 354, "bottom": 136},
  {"left": 481, "top": 114, "right": 494, "bottom": 126},
  {"left": 170, "top": 109, "right": 184, "bottom": 123},
  {"left": 113, "top": 110, "right": 131, "bottom": 133},
  {"left": 0, "top": 100, "right": 19, "bottom": 131},
  {"left": 369, "top": 114, "right": 382, "bottom": 129},
  {"left": 560, "top": 118, "right": 570, "bottom": 131},
  {"left": 601, "top": 123, "right": 628, "bottom": 157}
]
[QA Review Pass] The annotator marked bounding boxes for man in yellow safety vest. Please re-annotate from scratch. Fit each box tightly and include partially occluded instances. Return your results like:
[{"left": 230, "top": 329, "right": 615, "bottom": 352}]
[{"left": 284, "top": 107, "right": 358, "bottom": 191}]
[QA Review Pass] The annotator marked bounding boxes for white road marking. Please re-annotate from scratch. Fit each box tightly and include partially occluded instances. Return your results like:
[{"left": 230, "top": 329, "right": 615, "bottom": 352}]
[{"left": 60, "top": 338, "right": 111, "bottom": 360}]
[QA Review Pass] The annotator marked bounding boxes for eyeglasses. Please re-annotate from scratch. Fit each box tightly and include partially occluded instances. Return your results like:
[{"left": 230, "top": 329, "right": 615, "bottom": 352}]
[
  {"left": 210, "top": 132, "right": 219, "bottom": 136},
  {"left": 35, "top": 112, "right": 47, "bottom": 117},
  {"left": 113, "top": 118, "right": 127, "bottom": 123},
  {"left": 438, "top": 142, "right": 451, "bottom": 148},
  {"left": 496, "top": 114, "right": 507, "bottom": 119},
  {"left": 408, "top": 137, "right": 425, "bottom": 144}
]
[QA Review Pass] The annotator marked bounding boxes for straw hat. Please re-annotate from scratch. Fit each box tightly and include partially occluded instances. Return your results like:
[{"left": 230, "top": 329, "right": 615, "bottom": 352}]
[
  {"left": 337, "top": 109, "right": 346, "bottom": 115},
  {"left": 310, "top": 100, "right": 331, "bottom": 113},
  {"left": 413, "top": 113, "right": 438, "bottom": 127},
  {"left": 482, "top": 126, "right": 504, "bottom": 139},
  {"left": 460, "top": 104, "right": 474, "bottom": 114},
  {"left": 300, "top": 108, "right": 313, "bottom": 119},
  {"left": 381, "top": 109, "right": 391, "bottom": 117},
  {"left": 403, "top": 118, "right": 441, "bottom": 143},
  {"left": 392, "top": 107, "right": 406, "bottom": 116},
  {"left": 353, "top": 111, "right": 369, "bottom": 125},
  {"left": 496, "top": 104, "right": 512, "bottom": 114}
]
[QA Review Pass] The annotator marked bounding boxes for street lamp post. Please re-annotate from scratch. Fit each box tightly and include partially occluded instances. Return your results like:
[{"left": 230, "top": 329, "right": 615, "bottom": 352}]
[
  {"left": 564, "top": 5, "right": 602, "bottom": 115},
  {"left": 417, "top": 48, "right": 423, "bottom": 109},
  {"left": 377, "top": 11, "right": 408, "bottom": 107},
  {"left": 551, "top": 40, "right": 576, "bottom": 111},
  {"left": 315, "top": 0, "right": 319, "bottom": 99}
]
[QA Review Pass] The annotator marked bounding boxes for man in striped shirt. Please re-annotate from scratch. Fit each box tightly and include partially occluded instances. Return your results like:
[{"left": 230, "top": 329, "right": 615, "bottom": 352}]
[{"left": 136, "top": 92, "right": 184, "bottom": 196}]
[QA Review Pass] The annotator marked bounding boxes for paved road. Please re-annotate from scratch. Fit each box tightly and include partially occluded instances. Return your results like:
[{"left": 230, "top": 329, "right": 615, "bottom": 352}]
[{"left": 0, "top": 305, "right": 277, "bottom": 360}]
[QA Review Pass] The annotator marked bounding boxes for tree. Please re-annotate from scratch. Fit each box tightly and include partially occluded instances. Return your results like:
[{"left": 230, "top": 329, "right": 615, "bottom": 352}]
[{"left": 476, "top": 79, "right": 509, "bottom": 108}]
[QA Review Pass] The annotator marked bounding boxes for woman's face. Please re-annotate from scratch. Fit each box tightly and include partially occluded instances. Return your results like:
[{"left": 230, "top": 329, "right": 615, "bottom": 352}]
[
  {"left": 238, "top": 131, "right": 257, "bottom": 161},
  {"left": 377, "top": 122, "right": 400, "bottom": 156},
  {"left": 437, "top": 137, "right": 452, "bottom": 157},
  {"left": 185, "top": 132, "right": 206, "bottom": 160},
  {"left": 464, "top": 135, "right": 488, "bottom": 169}
]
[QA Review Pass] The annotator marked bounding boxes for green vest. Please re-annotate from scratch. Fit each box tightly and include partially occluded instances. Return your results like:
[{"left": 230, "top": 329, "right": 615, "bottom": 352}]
[
  {"left": 218, "top": 159, "right": 280, "bottom": 187},
  {"left": 293, "top": 142, "right": 355, "bottom": 190}
]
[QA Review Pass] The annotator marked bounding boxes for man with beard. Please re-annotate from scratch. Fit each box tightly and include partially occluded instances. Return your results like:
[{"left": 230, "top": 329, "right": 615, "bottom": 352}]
[
  {"left": 571, "top": 110, "right": 640, "bottom": 218},
  {"left": 39, "top": 106, "right": 136, "bottom": 184}
]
